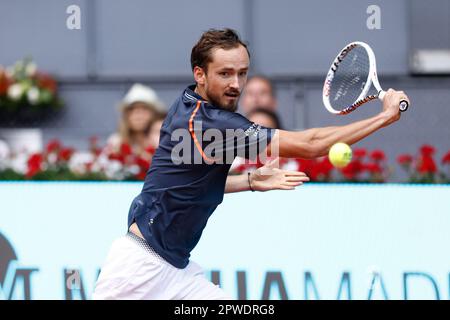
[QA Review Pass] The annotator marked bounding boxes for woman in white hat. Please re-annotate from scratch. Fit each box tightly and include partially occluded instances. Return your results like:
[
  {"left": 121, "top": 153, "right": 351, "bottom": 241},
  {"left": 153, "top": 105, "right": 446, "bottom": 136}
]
[{"left": 104, "top": 84, "right": 167, "bottom": 160}]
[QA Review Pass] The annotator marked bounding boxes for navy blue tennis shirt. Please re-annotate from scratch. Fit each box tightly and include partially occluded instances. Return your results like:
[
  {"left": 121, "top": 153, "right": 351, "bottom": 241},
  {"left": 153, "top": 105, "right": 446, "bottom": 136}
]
[{"left": 128, "top": 85, "right": 274, "bottom": 268}]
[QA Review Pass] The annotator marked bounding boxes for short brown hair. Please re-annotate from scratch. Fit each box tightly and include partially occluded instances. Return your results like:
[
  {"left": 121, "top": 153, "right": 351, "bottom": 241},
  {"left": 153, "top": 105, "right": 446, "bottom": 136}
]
[{"left": 190, "top": 28, "right": 250, "bottom": 72}]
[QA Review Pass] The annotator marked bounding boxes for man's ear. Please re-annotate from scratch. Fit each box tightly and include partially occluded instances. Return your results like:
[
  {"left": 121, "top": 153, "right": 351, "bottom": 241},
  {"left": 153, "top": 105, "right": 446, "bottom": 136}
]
[{"left": 193, "top": 66, "right": 206, "bottom": 86}]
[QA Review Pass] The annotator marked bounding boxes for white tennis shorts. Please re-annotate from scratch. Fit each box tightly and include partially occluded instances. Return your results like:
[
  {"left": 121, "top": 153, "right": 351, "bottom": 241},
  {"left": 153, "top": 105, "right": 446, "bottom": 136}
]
[{"left": 92, "top": 233, "right": 232, "bottom": 300}]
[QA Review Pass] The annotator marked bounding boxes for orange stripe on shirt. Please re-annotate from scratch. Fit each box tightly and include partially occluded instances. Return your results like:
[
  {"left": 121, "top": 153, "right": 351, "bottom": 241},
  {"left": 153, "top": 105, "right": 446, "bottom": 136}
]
[{"left": 189, "top": 100, "right": 216, "bottom": 164}]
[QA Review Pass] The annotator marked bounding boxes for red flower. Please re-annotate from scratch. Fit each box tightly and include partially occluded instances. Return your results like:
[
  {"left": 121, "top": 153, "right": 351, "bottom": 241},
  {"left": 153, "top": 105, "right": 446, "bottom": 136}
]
[
  {"left": 340, "top": 160, "right": 363, "bottom": 180},
  {"left": 365, "top": 162, "right": 382, "bottom": 174},
  {"left": 85, "top": 161, "right": 93, "bottom": 172},
  {"left": 353, "top": 148, "right": 367, "bottom": 159},
  {"left": 133, "top": 156, "right": 151, "bottom": 181},
  {"left": 397, "top": 154, "right": 413, "bottom": 165},
  {"left": 145, "top": 146, "right": 156, "bottom": 155},
  {"left": 313, "top": 157, "right": 334, "bottom": 180},
  {"left": 35, "top": 72, "right": 57, "bottom": 94},
  {"left": 296, "top": 157, "right": 335, "bottom": 181},
  {"left": 46, "top": 139, "right": 61, "bottom": 153},
  {"left": 26, "top": 153, "right": 43, "bottom": 178},
  {"left": 120, "top": 143, "right": 132, "bottom": 157},
  {"left": 417, "top": 156, "right": 437, "bottom": 174},
  {"left": 341, "top": 166, "right": 356, "bottom": 180},
  {"left": 293, "top": 158, "right": 329, "bottom": 180},
  {"left": 135, "top": 156, "right": 150, "bottom": 170},
  {"left": 0, "top": 71, "right": 11, "bottom": 95},
  {"left": 442, "top": 151, "right": 450, "bottom": 165},
  {"left": 320, "top": 157, "right": 334, "bottom": 174},
  {"left": 295, "top": 158, "right": 315, "bottom": 174},
  {"left": 89, "top": 137, "right": 101, "bottom": 157},
  {"left": 370, "top": 150, "right": 386, "bottom": 161},
  {"left": 58, "top": 148, "right": 74, "bottom": 162},
  {"left": 308, "top": 166, "right": 321, "bottom": 180},
  {"left": 108, "top": 153, "right": 125, "bottom": 163},
  {"left": 420, "top": 145, "right": 435, "bottom": 157},
  {"left": 136, "top": 170, "right": 147, "bottom": 181}
]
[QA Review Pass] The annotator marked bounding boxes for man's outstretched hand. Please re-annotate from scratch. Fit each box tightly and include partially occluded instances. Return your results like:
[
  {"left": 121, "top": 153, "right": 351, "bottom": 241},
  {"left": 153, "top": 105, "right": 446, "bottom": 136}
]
[
  {"left": 381, "top": 89, "right": 410, "bottom": 127},
  {"left": 250, "top": 157, "right": 310, "bottom": 191}
]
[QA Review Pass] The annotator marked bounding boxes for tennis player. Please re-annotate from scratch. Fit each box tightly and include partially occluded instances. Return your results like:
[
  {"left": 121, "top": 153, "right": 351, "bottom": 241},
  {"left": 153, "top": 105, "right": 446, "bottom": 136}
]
[{"left": 93, "top": 29, "right": 409, "bottom": 300}]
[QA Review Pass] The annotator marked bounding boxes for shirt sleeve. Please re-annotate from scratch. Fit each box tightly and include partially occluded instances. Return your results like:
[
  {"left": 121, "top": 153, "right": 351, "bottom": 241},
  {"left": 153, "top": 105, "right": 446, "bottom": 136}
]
[{"left": 196, "top": 109, "right": 275, "bottom": 162}]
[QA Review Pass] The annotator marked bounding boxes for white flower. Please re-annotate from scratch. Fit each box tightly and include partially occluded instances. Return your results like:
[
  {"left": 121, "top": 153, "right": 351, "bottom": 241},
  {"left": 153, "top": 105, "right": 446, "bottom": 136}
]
[
  {"left": 10, "top": 152, "right": 28, "bottom": 174},
  {"left": 90, "top": 162, "right": 102, "bottom": 173},
  {"left": 104, "top": 160, "right": 123, "bottom": 180},
  {"left": 0, "top": 140, "right": 10, "bottom": 160},
  {"left": 281, "top": 159, "right": 299, "bottom": 171},
  {"left": 41, "top": 162, "right": 48, "bottom": 171},
  {"left": 127, "top": 164, "right": 140, "bottom": 175},
  {"left": 90, "top": 154, "right": 108, "bottom": 174},
  {"left": 47, "top": 152, "right": 58, "bottom": 164},
  {"left": 7, "top": 83, "right": 24, "bottom": 101},
  {"left": 95, "top": 154, "right": 109, "bottom": 168},
  {"left": 27, "top": 87, "right": 40, "bottom": 105},
  {"left": 0, "top": 141, "right": 9, "bottom": 171},
  {"left": 69, "top": 152, "right": 94, "bottom": 175},
  {"left": 25, "top": 62, "right": 37, "bottom": 77}
]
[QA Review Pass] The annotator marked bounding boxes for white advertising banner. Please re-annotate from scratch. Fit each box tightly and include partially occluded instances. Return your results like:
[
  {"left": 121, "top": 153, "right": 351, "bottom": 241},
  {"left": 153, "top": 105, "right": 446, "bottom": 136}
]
[{"left": 0, "top": 182, "right": 449, "bottom": 300}]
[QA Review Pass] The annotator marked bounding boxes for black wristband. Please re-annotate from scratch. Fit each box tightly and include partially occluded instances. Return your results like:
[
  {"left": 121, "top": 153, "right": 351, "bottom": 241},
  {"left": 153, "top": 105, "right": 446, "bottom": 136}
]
[{"left": 248, "top": 172, "right": 255, "bottom": 192}]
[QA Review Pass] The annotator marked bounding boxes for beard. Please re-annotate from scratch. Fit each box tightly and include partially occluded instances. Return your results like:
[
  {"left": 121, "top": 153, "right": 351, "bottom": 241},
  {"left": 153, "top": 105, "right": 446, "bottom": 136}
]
[{"left": 205, "top": 87, "right": 240, "bottom": 112}]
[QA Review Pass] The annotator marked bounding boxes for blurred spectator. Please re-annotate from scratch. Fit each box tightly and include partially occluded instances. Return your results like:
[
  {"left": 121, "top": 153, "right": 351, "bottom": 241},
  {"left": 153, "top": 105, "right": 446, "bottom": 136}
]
[
  {"left": 240, "top": 75, "right": 277, "bottom": 115},
  {"left": 147, "top": 112, "right": 167, "bottom": 151},
  {"left": 104, "top": 84, "right": 166, "bottom": 159},
  {"left": 247, "top": 108, "right": 282, "bottom": 129}
]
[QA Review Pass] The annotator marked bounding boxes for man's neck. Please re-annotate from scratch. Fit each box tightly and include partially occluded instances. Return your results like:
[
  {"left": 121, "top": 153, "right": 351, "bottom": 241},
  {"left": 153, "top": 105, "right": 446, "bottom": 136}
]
[{"left": 194, "top": 86, "right": 208, "bottom": 101}]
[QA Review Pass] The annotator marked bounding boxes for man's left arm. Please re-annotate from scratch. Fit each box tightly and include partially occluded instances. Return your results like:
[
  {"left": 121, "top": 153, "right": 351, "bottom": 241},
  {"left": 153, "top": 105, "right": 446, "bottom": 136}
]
[{"left": 224, "top": 158, "right": 309, "bottom": 193}]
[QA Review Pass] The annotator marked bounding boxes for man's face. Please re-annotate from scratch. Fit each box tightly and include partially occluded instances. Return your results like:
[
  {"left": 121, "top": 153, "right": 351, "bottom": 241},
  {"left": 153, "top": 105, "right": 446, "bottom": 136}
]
[
  {"left": 240, "top": 78, "right": 276, "bottom": 114},
  {"left": 195, "top": 46, "right": 249, "bottom": 112}
]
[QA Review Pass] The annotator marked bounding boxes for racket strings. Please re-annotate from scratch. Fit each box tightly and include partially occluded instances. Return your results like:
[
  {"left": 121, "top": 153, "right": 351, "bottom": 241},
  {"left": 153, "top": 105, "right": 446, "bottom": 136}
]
[{"left": 329, "top": 46, "right": 371, "bottom": 109}]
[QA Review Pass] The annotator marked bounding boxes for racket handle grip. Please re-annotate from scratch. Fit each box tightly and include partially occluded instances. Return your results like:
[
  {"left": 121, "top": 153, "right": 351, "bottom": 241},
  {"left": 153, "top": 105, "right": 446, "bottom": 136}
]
[
  {"left": 399, "top": 100, "right": 409, "bottom": 112},
  {"left": 379, "top": 91, "right": 409, "bottom": 112}
]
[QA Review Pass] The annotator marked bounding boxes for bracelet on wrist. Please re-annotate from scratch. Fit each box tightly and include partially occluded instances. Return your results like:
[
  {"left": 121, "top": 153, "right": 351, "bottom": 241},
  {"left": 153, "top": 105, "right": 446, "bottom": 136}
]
[{"left": 248, "top": 171, "right": 255, "bottom": 192}]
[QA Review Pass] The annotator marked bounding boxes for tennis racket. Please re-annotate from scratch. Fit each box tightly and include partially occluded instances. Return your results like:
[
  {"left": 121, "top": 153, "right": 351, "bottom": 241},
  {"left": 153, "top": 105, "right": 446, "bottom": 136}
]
[{"left": 322, "top": 41, "right": 409, "bottom": 115}]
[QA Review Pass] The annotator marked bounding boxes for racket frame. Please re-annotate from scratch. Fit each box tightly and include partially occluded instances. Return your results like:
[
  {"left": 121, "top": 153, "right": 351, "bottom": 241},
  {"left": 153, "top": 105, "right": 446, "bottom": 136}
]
[{"left": 323, "top": 41, "right": 392, "bottom": 115}]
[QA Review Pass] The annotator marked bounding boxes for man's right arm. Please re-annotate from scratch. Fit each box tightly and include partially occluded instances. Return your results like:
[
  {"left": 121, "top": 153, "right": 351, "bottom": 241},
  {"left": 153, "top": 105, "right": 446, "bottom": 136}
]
[{"left": 268, "top": 89, "right": 409, "bottom": 159}]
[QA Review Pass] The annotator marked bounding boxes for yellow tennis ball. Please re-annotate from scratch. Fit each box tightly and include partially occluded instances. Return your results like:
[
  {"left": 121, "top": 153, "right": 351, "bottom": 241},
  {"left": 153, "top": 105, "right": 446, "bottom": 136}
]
[{"left": 328, "top": 142, "right": 352, "bottom": 168}]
